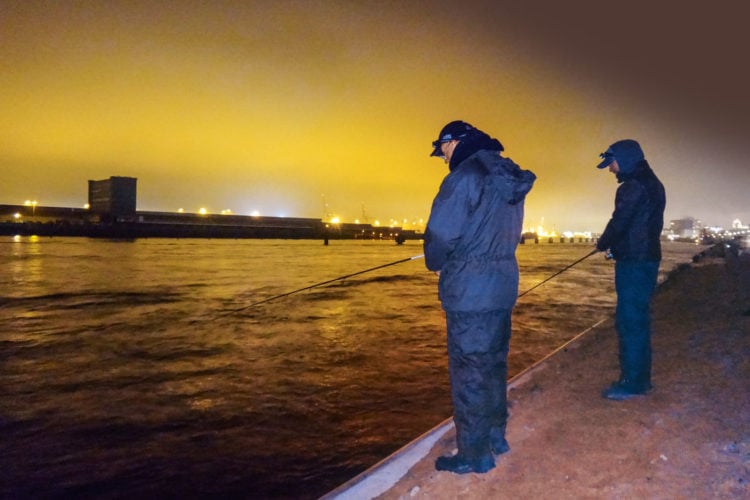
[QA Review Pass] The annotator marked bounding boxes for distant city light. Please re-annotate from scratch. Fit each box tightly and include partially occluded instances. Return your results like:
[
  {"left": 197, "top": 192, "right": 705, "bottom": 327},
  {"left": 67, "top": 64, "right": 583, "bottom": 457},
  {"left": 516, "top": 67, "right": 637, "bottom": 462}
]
[
  {"left": 533, "top": 225, "right": 557, "bottom": 238},
  {"left": 24, "top": 200, "right": 38, "bottom": 214},
  {"left": 13, "top": 213, "right": 21, "bottom": 219},
  {"left": 177, "top": 208, "right": 184, "bottom": 213},
  {"left": 221, "top": 209, "right": 232, "bottom": 215},
  {"left": 199, "top": 207, "right": 207, "bottom": 215},
  {"left": 250, "top": 210, "right": 260, "bottom": 217},
  {"left": 83, "top": 203, "right": 90, "bottom": 209}
]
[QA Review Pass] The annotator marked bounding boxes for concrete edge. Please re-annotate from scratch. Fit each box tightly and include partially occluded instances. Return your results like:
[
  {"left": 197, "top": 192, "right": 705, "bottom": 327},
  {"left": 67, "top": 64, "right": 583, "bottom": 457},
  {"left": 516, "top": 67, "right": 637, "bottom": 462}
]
[
  {"left": 320, "top": 317, "right": 609, "bottom": 500},
  {"left": 320, "top": 419, "right": 455, "bottom": 500}
]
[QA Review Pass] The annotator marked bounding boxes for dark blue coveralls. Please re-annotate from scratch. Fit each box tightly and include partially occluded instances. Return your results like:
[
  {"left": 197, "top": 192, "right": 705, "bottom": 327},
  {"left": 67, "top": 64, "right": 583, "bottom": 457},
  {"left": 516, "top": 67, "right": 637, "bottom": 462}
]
[{"left": 424, "top": 134, "right": 536, "bottom": 463}]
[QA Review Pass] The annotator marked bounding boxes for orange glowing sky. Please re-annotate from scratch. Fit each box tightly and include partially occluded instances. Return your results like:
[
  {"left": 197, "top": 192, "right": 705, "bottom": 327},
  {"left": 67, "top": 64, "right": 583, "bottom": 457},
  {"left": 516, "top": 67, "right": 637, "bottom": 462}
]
[{"left": 2, "top": 1, "right": 748, "bottom": 231}]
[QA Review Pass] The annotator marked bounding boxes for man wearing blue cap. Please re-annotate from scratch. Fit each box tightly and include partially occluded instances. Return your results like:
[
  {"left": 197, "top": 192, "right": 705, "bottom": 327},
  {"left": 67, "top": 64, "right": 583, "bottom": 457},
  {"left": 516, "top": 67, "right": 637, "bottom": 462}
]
[
  {"left": 424, "top": 120, "right": 536, "bottom": 474},
  {"left": 595, "top": 139, "right": 666, "bottom": 400}
]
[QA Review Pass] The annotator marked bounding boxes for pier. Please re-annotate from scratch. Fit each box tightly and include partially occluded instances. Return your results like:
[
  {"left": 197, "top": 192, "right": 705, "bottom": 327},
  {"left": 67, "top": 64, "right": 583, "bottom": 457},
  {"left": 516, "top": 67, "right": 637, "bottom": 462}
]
[{"left": 0, "top": 204, "right": 417, "bottom": 241}]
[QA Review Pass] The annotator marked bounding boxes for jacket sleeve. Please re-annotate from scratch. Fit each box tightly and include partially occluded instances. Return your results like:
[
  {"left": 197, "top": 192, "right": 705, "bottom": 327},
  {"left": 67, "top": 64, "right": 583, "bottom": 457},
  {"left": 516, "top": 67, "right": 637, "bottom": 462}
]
[
  {"left": 423, "top": 173, "right": 473, "bottom": 271},
  {"left": 597, "top": 180, "right": 645, "bottom": 251}
]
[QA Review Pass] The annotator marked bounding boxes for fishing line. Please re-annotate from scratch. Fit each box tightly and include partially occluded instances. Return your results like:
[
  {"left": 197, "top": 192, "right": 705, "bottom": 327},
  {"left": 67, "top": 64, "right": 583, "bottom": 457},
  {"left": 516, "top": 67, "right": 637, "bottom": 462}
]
[
  {"left": 223, "top": 253, "right": 425, "bottom": 315},
  {"left": 517, "top": 248, "right": 599, "bottom": 298},
  {"left": 220, "top": 248, "right": 596, "bottom": 317}
]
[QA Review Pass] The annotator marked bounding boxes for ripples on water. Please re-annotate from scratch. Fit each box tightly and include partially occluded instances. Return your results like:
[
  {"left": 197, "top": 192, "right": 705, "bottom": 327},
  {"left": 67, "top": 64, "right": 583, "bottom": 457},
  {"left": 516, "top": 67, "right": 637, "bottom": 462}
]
[{"left": 0, "top": 237, "right": 703, "bottom": 498}]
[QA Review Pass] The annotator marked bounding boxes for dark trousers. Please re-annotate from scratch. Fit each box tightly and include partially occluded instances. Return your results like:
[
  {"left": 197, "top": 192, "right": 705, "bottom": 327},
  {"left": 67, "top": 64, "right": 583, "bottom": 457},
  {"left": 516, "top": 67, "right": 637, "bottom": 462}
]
[
  {"left": 614, "top": 260, "right": 660, "bottom": 390},
  {"left": 445, "top": 309, "right": 511, "bottom": 459}
]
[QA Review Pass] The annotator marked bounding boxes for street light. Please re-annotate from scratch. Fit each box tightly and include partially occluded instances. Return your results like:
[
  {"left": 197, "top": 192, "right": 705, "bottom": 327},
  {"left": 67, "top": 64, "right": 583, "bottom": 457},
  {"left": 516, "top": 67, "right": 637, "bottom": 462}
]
[{"left": 24, "top": 200, "right": 38, "bottom": 215}]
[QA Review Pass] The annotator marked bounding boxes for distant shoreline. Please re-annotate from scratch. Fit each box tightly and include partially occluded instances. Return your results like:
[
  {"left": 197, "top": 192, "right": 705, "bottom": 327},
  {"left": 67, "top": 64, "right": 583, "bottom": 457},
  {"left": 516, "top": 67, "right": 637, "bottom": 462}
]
[
  {"left": 0, "top": 220, "right": 419, "bottom": 241},
  {"left": 0, "top": 203, "right": 417, "bottom": 241}
]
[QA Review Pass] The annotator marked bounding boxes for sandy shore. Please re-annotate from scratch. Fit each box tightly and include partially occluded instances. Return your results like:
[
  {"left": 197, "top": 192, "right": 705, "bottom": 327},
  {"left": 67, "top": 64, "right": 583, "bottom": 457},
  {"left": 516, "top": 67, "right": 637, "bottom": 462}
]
[{"left": 336, "top": 249, "right": 749, "bottom": 499}]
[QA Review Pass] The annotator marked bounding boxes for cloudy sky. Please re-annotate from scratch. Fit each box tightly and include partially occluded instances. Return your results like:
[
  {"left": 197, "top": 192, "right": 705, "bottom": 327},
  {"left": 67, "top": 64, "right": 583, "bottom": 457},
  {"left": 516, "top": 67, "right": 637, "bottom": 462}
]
[{"left": 2, "top": 0, "right": 748, "bottom": 231}]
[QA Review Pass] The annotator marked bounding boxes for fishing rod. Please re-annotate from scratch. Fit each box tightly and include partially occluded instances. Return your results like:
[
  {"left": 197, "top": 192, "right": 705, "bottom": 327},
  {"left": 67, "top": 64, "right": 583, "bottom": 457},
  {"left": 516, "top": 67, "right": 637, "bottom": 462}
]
[
  {"left": 225, "top": 253, "right": 425, "bottom": 314},
  {"left": 223, "top": 248, "right": 596, "bottom": 316},
  {"left": 518, "top": 248, "right": 599, "bottom": 298}
]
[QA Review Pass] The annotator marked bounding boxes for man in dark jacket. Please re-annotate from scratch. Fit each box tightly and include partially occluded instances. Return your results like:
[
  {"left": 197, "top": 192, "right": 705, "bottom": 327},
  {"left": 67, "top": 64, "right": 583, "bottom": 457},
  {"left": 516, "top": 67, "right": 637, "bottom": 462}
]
[
  {"left": 595, "top": 139, "right": 666, "bottom": 400},
  {"left": 424, "top": 120, "right": 536, "bottom": 474}
]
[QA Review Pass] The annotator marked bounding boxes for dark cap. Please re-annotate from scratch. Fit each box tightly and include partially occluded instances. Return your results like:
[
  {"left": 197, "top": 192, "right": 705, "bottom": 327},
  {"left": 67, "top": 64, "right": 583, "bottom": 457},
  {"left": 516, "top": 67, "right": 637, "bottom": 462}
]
[
  {"left": 430, "top": 120, "right": 474, "bottom": 157},
  {"left": 597, "top": 150, "right": 615, "bottom": 169}
]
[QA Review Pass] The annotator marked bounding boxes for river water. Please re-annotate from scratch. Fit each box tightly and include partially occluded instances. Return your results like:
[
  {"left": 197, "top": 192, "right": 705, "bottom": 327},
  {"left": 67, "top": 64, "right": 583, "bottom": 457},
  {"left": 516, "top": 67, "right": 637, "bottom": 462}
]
[{"left": 0, "top": 237, "right": 703, "bottom": 498}]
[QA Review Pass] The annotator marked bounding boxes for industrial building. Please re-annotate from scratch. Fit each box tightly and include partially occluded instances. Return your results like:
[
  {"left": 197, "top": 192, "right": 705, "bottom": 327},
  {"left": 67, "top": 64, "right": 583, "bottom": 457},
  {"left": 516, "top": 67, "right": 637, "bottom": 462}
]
[
  {"left": 87, "top": 176, "right": 137, "bottom": 220},
  {"left": 1, "top": 176, "right": 417, "bottom": 241}
]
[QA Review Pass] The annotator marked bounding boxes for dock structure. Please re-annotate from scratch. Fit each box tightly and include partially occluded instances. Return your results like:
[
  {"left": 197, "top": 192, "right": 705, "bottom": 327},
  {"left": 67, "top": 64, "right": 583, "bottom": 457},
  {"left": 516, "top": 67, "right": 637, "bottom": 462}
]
[
  {"left": 324, "top": 249, "right": 750, "bottom": 499},
  {"left": 0, "top": 204, "right": 417, "bottom": 241},
  {"left": 1, "top": 175, "right": 421, "bottom": 240}
]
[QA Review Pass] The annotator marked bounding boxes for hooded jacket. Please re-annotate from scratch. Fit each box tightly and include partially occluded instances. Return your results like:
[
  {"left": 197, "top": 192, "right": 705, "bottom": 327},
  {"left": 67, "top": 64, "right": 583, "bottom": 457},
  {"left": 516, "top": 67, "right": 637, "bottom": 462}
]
[
  {"left": 424, "top": 135, "right": 536, "bottom": 312},
  {"left": 596, "top": 159, "right": 666, "bottom": 261}
]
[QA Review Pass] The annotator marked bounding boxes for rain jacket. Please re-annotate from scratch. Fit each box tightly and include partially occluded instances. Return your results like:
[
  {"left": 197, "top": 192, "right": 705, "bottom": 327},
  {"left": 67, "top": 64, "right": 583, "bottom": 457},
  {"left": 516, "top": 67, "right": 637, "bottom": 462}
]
[
  {"left": 424, "top": 148, "right": 536, "bottom": 313},
  {"left": 596, "top": 160, "right": 665, "bottom": 262}
]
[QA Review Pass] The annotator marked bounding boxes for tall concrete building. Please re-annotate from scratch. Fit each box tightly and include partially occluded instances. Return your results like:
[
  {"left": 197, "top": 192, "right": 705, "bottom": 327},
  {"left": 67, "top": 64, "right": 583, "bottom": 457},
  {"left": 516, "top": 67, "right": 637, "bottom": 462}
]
[{"left": 88, "top": 176, "right": 137, "bottom": 219}]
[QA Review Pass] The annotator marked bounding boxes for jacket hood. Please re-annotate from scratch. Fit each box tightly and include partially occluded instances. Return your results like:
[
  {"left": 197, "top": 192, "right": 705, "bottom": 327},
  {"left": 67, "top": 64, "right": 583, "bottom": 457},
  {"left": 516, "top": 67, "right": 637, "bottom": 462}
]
[
  {"left": 471, "top": 150, "right": 536, "bottom": 205},
  {"left": 449, "top": 129, "right": 504, "bottom": 171},
  {"left": 601, "top": 139, "right": 645, "bottom": 175},
  {"left": 616, "top": 159, "right": 652, "bottom": 183}
]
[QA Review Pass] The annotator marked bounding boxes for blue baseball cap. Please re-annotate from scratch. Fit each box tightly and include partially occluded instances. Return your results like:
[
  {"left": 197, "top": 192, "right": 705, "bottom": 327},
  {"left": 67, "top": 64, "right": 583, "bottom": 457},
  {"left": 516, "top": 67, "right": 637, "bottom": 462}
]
[
  {"left": 430, "top": 120, "right": 474, "bottom": 157},
  {"left": 597, "top": 149, "right": 616, "bottom": 169}
]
